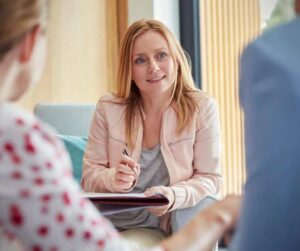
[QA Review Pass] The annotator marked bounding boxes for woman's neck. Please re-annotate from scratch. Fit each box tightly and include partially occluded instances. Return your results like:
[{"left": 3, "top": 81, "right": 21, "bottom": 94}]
[{"left": 141, "top": 90, "right": 173, "bottom": 116}]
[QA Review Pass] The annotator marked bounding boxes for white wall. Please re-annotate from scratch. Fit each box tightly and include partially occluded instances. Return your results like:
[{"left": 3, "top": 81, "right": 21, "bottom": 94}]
[
  {"left": 260, "top": 0, "right": 278, "bottom": 21},
  {"left": 128, "top": 0, "right": 154, "bottom": 24},
  {"left": 128, "top": 0, "right": 180, "bottom": 40},
  {"left": 153, "top": 0, "right": 180, "bottom": 39}
]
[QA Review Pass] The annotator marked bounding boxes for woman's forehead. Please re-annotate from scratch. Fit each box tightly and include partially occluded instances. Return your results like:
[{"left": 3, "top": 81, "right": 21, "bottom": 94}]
[{"left": 132, "top": 30, "right": 170, "bottom": 54}]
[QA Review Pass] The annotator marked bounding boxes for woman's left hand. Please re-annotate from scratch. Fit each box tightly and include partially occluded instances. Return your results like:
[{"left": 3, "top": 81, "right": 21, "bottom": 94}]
[{"left": 144, "top": 186, "right": 175, "bottom": 216}]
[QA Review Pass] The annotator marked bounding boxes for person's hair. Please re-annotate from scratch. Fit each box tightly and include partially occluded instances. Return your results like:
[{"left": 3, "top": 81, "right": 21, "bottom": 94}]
[
  {"left": 0, "top": 0, "right": 47, "bottom": 61},
  {"left": 115, "top": 19, "right": 202, "bottom": 148}
]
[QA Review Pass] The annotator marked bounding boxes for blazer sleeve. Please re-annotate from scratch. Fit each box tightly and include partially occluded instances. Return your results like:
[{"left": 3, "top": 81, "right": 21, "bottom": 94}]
[
  {"left": 170, "top": 96, "right": 223, "bottom": 210},
  {"left": 82, "top": 99, "right": 118, "bottom": 192}
]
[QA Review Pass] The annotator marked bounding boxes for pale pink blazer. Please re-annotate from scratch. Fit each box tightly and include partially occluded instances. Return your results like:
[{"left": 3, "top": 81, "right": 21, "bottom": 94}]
[{"left": 82, "top": 93, "right": 222, "bottom": 231}]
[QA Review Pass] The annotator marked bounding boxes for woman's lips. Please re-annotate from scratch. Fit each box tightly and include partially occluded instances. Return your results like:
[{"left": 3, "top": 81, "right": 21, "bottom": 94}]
[{"left": 146, "top": 76, "right": 165, "bottom": 83}]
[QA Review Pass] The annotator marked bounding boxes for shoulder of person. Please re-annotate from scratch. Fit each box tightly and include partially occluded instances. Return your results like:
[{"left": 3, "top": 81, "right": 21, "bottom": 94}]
[
  {"left": 260, "top": 17, "right": 300, "bottom": 44},
  {"left": 194, "top": 90, "right": 218, "bottom": 112},
  {"left": 170, "top": 90, "right": 213, "bottom": 114},
  {"left": 0, "top": 103, "right": 62, "bottom": 154},
  {"left": 98, "top": 93, "right": 125, "bottom": 103},
  {"left": 96, "top": 93, "right": 127, "bottom": 108},
  {"left": 0, "top": 103, "right": 40, "bottom": 137},
  {"left": 191, "top": 91, "right": 219, "bottom": 129},
  {"left": 94, "top": 93, "right": 127, "bottom": 121},
  {"left": 243, "top": 17, "right": 300, "bottom": 62}
]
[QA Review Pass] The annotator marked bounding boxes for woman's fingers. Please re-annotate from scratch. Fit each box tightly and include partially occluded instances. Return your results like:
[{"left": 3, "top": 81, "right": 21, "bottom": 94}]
[
  {"left": 114, "top": 155, "right": 140, "bottom": 191},
  {"left": 115, "top": 180, "right": 133, "bottom": 190},
  {"left": 115, "top": 164, "right": 135, "bottom": 190},
  {"left": 119, "top": 156, "right": 140, "bottom": 179},
  {"left": 115, "top": 175, "right": 134, "bottom": 190},
  {"left": 120, "top": 155, "right": 137, "bottom": 169},
  {"left": 116, "top": 172, "right": 135, "bottom": 183},
  {"left": 117, "top": 164, "right": 135, "bottom": 175}
]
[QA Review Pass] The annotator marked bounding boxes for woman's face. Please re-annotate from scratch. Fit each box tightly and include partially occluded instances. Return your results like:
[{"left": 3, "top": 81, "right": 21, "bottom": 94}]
[{"left": 131, "top": 30, "right": 176, "bottom": 98}]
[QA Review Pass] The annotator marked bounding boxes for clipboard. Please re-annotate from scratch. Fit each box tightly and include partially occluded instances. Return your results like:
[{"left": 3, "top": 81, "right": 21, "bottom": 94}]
[{"left": 81, "top": 192, "right": 169, "bottom": 215}]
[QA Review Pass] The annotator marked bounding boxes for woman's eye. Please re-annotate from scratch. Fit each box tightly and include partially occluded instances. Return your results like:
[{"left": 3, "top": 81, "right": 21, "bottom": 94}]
[
  {"left": 134, "top": 57, "right": 145, "bottom": 64},
  {"left": 157, "top": 52, "right": 168, "bottom": 60}
]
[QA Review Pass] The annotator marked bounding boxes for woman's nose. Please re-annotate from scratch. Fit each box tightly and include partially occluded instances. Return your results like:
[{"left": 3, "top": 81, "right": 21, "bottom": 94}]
[{"left": 148, "top": 59, "right": 159, "bottom": 73}]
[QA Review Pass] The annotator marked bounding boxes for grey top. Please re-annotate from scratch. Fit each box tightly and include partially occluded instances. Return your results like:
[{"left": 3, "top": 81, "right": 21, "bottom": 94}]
[{"left": 107, "top": 145, "right": 170, "bottom": 231}]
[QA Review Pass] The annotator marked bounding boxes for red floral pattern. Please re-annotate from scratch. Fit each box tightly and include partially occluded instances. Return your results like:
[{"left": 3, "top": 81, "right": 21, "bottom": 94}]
[{"left": 0, "top": 104, "right": 146, "bottom": 251}]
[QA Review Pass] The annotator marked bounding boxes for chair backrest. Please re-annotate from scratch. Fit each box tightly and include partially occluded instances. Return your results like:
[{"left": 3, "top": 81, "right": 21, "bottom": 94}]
[{"left": 34, "top": 103, "right": 96, "bottom": 137}]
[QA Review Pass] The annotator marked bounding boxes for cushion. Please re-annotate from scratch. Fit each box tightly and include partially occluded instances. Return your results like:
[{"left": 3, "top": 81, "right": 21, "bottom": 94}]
[{"left": 58, "top": 135, "right": 87, "bottom": 183}]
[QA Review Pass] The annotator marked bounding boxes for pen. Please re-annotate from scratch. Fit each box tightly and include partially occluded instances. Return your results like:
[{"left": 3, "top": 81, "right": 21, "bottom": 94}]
[
  {"left": 122, "top": 148, "right": 137, "bottom": 177},
  {"left": 122, "top": 148, "right": 129, "bottom": 156}
]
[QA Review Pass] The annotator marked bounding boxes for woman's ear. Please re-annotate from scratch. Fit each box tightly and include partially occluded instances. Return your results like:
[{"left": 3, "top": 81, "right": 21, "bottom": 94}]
[{"left": 19, "top": 25, "right": 41, "bottom": 63}]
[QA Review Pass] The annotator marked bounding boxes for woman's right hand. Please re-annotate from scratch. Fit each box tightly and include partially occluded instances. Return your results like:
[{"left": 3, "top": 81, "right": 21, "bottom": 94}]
[{"left": 114, "top": 155, "right": 140, "bottom": 192}]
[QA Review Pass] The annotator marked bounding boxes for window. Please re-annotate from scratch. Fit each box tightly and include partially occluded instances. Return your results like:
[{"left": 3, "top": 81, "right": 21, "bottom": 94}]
[{"left": 260, "top": 0, "right": 296, "bottom": 30}]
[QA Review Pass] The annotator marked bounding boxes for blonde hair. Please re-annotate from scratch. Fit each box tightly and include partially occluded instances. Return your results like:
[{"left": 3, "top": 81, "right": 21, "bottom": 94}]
[
  {"left": 0, "top": 0, "right": 47, "bottom": 61},
  {"left": 115, "top": 19, "right": 202, "bottom": 148}
]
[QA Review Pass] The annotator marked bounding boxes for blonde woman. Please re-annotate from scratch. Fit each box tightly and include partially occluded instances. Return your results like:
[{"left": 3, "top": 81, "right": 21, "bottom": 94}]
[
  {"left": 0, "top": 2, "right": 239, "bottom": 250},
  {"left": 82, "top": 19, "right": 223, "bottom": 248}
]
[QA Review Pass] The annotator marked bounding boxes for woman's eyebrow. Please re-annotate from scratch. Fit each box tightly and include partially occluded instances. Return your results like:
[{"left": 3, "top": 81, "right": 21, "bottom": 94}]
[
  {"left": 154, "top": 47, "right": 168, "bottom": 52},
  {"left": 133, "top": 47, "right": 168, "bottom": 57},
  {"left": 132, "top": 53, "right": 145, "bottom": 57}
]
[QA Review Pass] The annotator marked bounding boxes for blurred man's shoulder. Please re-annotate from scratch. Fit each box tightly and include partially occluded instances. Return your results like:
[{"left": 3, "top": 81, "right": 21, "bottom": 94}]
[{"left": 250, "top": 17, "right": 300, "bottom": 52}]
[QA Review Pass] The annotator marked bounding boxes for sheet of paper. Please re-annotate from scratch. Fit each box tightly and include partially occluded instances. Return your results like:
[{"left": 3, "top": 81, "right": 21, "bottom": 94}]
[{"left": 81, "top": 192, "right": 148, "bottom": 198}]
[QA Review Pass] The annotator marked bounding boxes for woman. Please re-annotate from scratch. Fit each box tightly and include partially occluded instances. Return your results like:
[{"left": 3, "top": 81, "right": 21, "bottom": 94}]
[
  {"left": 0, "top": 1, "right": 238, "bottom": 250},
  {"left": 82, "top": 19, "right": 222, "bottom": 247}
]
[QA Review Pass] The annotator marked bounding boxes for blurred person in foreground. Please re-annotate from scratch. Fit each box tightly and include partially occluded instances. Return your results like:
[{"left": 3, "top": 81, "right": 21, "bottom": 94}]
[{"left": 230, "top": 1, "right": 300, "bottom": 250}]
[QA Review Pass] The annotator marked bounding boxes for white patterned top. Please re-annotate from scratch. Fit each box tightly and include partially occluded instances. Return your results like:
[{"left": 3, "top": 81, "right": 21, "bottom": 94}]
[{"left": 0, "top": 103, "right": 163, "bottom": 251}]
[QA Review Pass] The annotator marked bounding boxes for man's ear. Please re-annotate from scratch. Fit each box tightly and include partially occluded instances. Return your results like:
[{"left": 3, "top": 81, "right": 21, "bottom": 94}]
[
  {"left": 296, "top": 0, "right": 300, "bottom": 16},
  {"left": 19, "top": 25, "right": 40, "bottom": 63}
]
